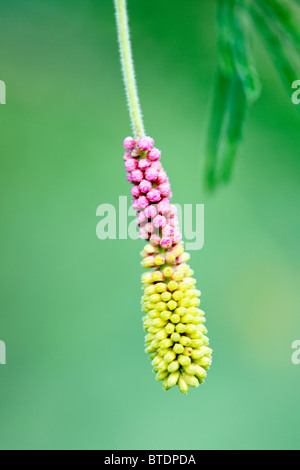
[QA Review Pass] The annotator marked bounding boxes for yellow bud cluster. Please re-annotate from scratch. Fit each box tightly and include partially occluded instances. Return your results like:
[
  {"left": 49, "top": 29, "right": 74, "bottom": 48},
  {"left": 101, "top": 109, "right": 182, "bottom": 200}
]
[
  {"left": 141, "top": 243, "right": 192, "bottom": 269},
  {"left": 142, "top": 261, "right": 212, "bottom": 394}
]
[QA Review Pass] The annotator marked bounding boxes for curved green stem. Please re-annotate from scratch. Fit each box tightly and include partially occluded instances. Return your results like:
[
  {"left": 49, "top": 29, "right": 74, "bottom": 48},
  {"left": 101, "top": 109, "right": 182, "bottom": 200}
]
[{"left": 114, "top": 0, "right": 145, "bottom": 139}]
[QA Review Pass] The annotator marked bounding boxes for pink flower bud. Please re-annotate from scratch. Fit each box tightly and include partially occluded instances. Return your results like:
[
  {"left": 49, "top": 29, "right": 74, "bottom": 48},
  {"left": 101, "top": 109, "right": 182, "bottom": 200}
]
[
  {"left": 139, "top": 180, "right": 152, "bottom": 194},
  {"left": 137, "top": 196, "right": 150, "bottom": 209},
  {"left": 138, "top": 136, "right": 154, "bottom": 151},
  {"left": 150, "top": 234, "right": 161, "bottom": 246},
  {"left": 131, "top": 170, "right": 144, "bottom": 183},
  {"left": 147, "top": 189, "right": 161, "bottom": 203},
  {"left": 150, "top": 161, "right": 162, "bottom": 171},
  {"left": 147, "top": 148, "right": 161, "bottom": 162},
  {"left": 145, "top": 222, "right": 155, "bottom": 233},
  {"left": 131, "top": 186, "right": 140, "bottom": 198},
  {"left": 139, "top": 228, "right": 150, "bottom": 240},
  {"left": 169, "top": 204, "right": 178, "bottom": 216},
  {"left": 144, "top": 205, "right": 157, "bottom": 219},
  {"left": 153, "top": 215, "right": 167, "bottom": 229},
  {"left": 137, "top": 211, "right": 147, "bottom": 224},
  {"left": 127, "top": 172, "right": 133, "bottom": 183},
  {"left": 160, "top": 237, "right": 173, "bottom": 249},
  {"left": 145, "top": 168, "right": 159, "bottom": 182},
  {"left": 157, "top": 201, "right": 170, "bottom": 215},
  {"left": 138, "top": 159, "right": 151, "bottom": 171},
  {"left": 125, "top": 158, "right": 138, "bottom": 172},
  {"left": 162, "top": 225, "right": 174, "bottom": 237},
  {"left": 157, "top": 172, "right": 168, "bottom": 184},
  {"left": 123, "top": 151, "right": 131, "bottom": 161},
  {"left": 173, "top": 232, "right": 182, "bottom": 243},
  {"left": 123, "top": 137, "right": 137, "bottom": 150},
  {"left": 158, "top": 183, "right": 171, "bottom": 197},
  {"left": 132, "top": 200, "right": 140, "bottom": 211}
]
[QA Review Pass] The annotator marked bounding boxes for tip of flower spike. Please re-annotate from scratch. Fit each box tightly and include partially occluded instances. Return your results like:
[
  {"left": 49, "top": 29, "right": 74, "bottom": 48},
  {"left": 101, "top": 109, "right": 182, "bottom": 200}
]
[
  {"left": 123, "top": 137, "right": 137, "bottom": 150},
  {"left": 138, "top": 136, "right": 154, "bottom": 151}
]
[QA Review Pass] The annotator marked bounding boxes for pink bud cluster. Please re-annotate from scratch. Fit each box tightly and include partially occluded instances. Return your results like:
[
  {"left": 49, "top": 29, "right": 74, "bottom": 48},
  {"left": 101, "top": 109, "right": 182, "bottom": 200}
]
[{"left": 123, "top": 136, "right": 183, "bottom": 255}]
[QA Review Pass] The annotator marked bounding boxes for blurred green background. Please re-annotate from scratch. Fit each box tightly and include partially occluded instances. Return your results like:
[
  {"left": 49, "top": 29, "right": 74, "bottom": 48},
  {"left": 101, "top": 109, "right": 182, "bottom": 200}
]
[{"left": 0, "top": 0, "right": 300, "bottom": 450}]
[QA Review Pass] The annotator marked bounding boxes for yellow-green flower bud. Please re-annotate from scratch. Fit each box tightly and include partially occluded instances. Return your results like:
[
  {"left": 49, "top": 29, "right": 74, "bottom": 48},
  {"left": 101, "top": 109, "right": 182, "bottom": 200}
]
[
  {"left": 167, "top": 371, "right": 180, "bottom": 388},
  {"left": 178, "top": 355, "right": 191, "bottom": 367},
  {"left": 170, "top": 314, "right": 180, "bottom": 324},
  {"left": 152, "top": 318, "right": 167, "bottom": 328},
  {"left": 148, "top": 309, "right": 160, "bottom": 319},
  {"left": 196, "top": 356, "right": 212, "bottom": 368},
  {"left": 145, "top": 285, "right": 157, "bottom": 296},
  {"left": 172, "top": 291, "right": 184, "bottom": 302},
  {"left": 201, "top": 347, "right": 213, "bottom": 356},
  {"left": 199, "top": 325, "right": 208, "bottom": 334},
  {"left": 178, "top": 253, "right": 190, "bottom": 264},
  {"left": 151, "top": 271, "right": 164, "bottom": 282},
  {"left": 149, "top": 294, "right": 161, "bottom": 304},
  {"left": 165, "top": 323, "right": 175, "bottom": 335},
  {"left": 180, "top": 299, "right": 192, "bottom": 309},
  {"left": 167, "top": 300, "right": 177, "bottom": 311},
  {"left": 155, "top": 329, "right": 168, "bottom": 341},
  {"left": 157, "top": 360, "right": 168, "bottom": 372},
  {"left": 156, "top": 301, "right": 167, "bottom": 312},
  {"left": 179, "top": 336, "right": 192, "bottom": 347},
  {"left": 155, "top": 282, "right": 167, "bottom": 293},
  {"left": 167, "top": 281, "right": 178, "bottom": 292},
  {"left": 141, "top": 272, "right": 152, "bottom": 284},
  {"left": 186, "top": 324, "right": 197, "bottom": 335},
  {"left": 151, "top": 356, "right": 162, "bottom": 367},
  {"left": 175, "top": 323, "right": 186, "bottom": 333},
  {"left": 168, "top": 360, "right": 180, "bottom": 372},
  {"left": 178, "top": 376, "right": 189, "bottom": 394},
  {"left": 191, "top": 349, "right": 204, "bottom": 360},
  {"left": 182, "top": 372, "right": 199, "bottom": 388},
  {"left": 145, "top": 333, "right": 155, "bottom": 342},
  {"left": 163, "top": 378, "right": 170, "bottom": 390},
  {"left": 150, "top": 339, "right": 160, "bottom": 349},
  {"left": 173, "top": 343, "right": 184, "bottom": 355},
  {"left": 172, "top": 271, "right": 184, "bottom": 282},
  {"left": 191, "top": 339, "right": 203, "bottom": 348},
  {"left": 142, "top": 256, "right": 156, "bottom": 269},
  {"left": 184, "top": 347, "right": 193, "bottom": 356},
  {"left": 156, "top": 370, "right": 168, "bottom": 381},
  {"left": 161, "top": 310, "right": 172, "bottom": 322},
  {"left": 181, "top": 314, "right": 195, "bottom": 324},
  {"left": 175, "top": 307, "right": 187, "bottom": 316},
  {"left": 162, "top": 267, "right": 173, "bottom": 278},
  {"left": 190, "top": 330, "right": 203, "bottom": 339},
  {"left": 194, "top": 364, "right": 207, "bottom": 379},
  {"left": 155, "top": 254, "right": 165, "bottom": 266},
  {"left": 144, "top": 244, "right": 156, "bottom": 255},
  {"left": 184, "top": 364, "right": 196, "bottom": 375},
  {"left": 173, "top": 245, "right": 184, "bottom": 257},
  {"left": 160, "top": 338, "right": 173, "bottom": 349},
  {"left": 161, "top": 292, "right": 172, "bottom": 302},
  {"left": 171, "top": 332, "right": 181, "bottom": 343},
  {"left": 164, "top": 350, "right": 176, "bottom": 363}
]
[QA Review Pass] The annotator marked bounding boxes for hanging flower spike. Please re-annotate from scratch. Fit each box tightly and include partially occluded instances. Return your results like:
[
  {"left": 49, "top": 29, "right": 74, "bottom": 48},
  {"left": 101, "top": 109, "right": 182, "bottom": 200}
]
[
  {"left": 115, "top": 0, "right": 212, "bottom": 392},
  {"left": 123, "top": 136, "right": 212, "bottom": 393}
]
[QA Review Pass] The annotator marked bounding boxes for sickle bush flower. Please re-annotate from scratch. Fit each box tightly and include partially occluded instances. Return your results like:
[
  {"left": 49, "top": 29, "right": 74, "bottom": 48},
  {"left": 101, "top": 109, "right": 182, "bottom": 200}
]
[
  {"left": 122, "top": 136, "right": 212, "bottom": 393},
  {"left": 115, "top": 0, "right": 212, "bottom": 392}
]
